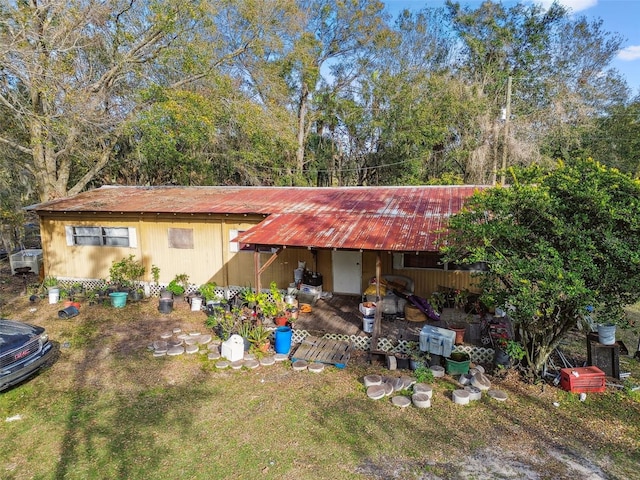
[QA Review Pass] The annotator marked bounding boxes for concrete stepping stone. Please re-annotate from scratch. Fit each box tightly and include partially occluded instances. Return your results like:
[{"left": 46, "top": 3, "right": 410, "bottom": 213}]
[
  {"left": 185, "top": 344, "right": 199, "bottom": 354},
  {"left": 471, "top": 372, "right": 491, "bottom": 391},
  {"left": 430, "top": 365, "right": 445, "bottom": 378},
  {"left": 177, "top": 333, "right": 190, "bottom": 340},
  {"left": 231, "top": 360, "right": 244, "bottom": 369},
  {"left": 208, "top": 343, "right": 220, "bottom": 352},
  {"left": 391, "top": 395, "right": 411, "bottom": 408},
  {"left": 488, "top": 389, "right": 508, "bottom": 402},
  {"left": 244, "top": 359, "right": 260, "bottom": 369},
  {"left": 292, "top": 360, "right": 308, "bottom": 371},
  {"left": 401, "top": 376, "right": 415, "bottom": 389},
  {"left": 459, "top": 373, "right": 473, "bottom": 386},
  {"left": 198, "top": 334, "right": 212, "bottom": 345},
  {"left": 208, "top": 352, "right": 220, "bottom": 360},
  {"left": 413, "top": 383, "right": 433, "bottom": 398},
  {"left": 412, "top": 393, "right": 432, "bottom": 408},
  {"left": 153, "top": 340, "right": 168, "bottom": 350},
  {"left": 392, "top": 377, "right": 406, "bottom": 392},
  {"left": 260, "top": 356, "right": 275, "bottom": 366},
  {"left": 168, "top": 339, "right": 183, "bottom": 347},
  {"left": 383, "top": 382, "right": 394, "bottom": 396},
  {"left": 184, "top": 337, "right": 198, "bottom": 346},
  {"left": 167, "top": 346, "right": 184, "bottom": 356},
  {"left": 452, "top": 389, "right": 470, "bottom": 405},
  {"left": 147, "top": 343, "right": 155, "bottom": 351},
  {"left": 172, "top": 328, "right": 182, "bottom": 334},
  {"left": 367, "top": 385, "right": 386, "bottom": 400},
  {"left": 274, "top": 353, "right": 288, "bottom": 362},
  {"left": 160, "top": 332, "right": 173, "bottom": 339},
  {"left": 308, "top": 363, "right": 324, "bottom": 373},
  {"left": 243, "top": 353, "right": 256, "bottom": 361},
  {"left": 153, "top": 351, "right": 166, "bottom": 358},
  {"left": 363, "top": 374, "right": 382, "bottom": 387},
  {"left": 189, "top": 331, "right": 201, "bottom": 336},
  {"left": 215, "top": 360, "right": 229, "bottom": 369},
  {"left": 464, "top": 385, "right": 482, "bottom": 401}
]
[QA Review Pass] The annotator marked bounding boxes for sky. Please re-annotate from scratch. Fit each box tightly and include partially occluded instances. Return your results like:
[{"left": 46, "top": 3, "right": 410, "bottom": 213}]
[{"left": 382, "top": 0, "right": 640, "bottom": 94}]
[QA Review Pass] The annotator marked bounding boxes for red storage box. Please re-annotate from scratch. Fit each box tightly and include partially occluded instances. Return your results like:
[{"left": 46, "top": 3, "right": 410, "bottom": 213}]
[{"left": 560, "top": 366, "right": 606, "bottom": 393}]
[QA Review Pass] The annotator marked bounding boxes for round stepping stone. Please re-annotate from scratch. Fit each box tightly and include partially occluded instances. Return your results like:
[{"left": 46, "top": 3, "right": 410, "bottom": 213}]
[
  {"left": 386, "top": 355, "right": 397, "bottom": 370},
  {"left": 464, "top": 385, "right": 482, "bottom": 401},
  {"left": 167, "top": 346, "right": 184, "bottom": 356},
  {"left": 208, "top": 352, "right": 220, "bottom": 360},
  {"left": 383, "top": 382, "right": 394, "bottom": 396},
  {"left": 413, "top": 383, "right": 433, "bottom": 398},
  {"left": 364, "top": 374, "right": 382, "bottom": 387},
  {"left": 172, "top": 328, "right": 182, "bottom": 334},
  {"left": 153, "top": 351, "right": 166, "bottom": 358},
  {"left": 308, "top": 363, "right": 324, "bottom": 373},
  {"left": 243, "top": 353, "right": 256, "bottom": 361},
  {"left": 391, "top": 395, "right": 411, "bottom": 408},
  {"left": 168, "top": 339, "right": 183, "bottom": 347},
  {"left": 160, "top": 332, "right": 173, "bottom": 339},
  {"left": 244, "top": 359, "right": 260, "bottom": 369},
  {"left": 185, "top": 344, "right": 199, "bottom": 354},
  {"left": 292, "top": 360, "right": 308, "bottom": 371},
  {"left": 452, "top": 389, "right": 470, "bottom": 405},
  {"left": 260, "top": 356, "right": 275, "bottom": 366},
  {"left": 274, "top": 353, "right": 288, "bottom": 362},
  {"left": 177, "top": 333, "right": 190, "bottom": 340},
  {"left": 189, "top": 331, "right": 201, "bottom": 336},
  {"left": 208, "top": 343, "right": 220, "bottom": 352},
  {"left": 459, "top": 373, "right": 472, "bottom": 386},
  {"left": 153, "top": 340, "right": 168, "bottom": 350},
  {"left": 412, "top": 393, "right": 432, "bottom": 408},
  {"left": 231, "top": 360, "right": 244, "bottom": 370},
  {"left": 184, "top": 337, "right": 198, "bottom": 346},
  {"left": 471, "top": 372, "right": 491, "bottom": 391},
  {"left": 393, "top": 377, "right": 406, "bottom": 392},
  {"left": 488, "top": 389, "right": 508, "bottom": 402},
  {"left": 401, "top": 376, "right": 415, "bottom": 389},
  {"left": 367, "top": 385, "right": 386, "bottom": 400},
  {"left": 430, "top": 365, "right": 445, "bottom": 378},
  {"left": 474, "top": 364, "right": 485, "bottom": 374},
  {"left": 215, "top": 360, "right": 229, "bottom": 369},
  {"left": 198, "top": 334, "right": 212, "bottom": 345},
  {"left": 147, "top": 343, "right": 155, "bottom": 351}
]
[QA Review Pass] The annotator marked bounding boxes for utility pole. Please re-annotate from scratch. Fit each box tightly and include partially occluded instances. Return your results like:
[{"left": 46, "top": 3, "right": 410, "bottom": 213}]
[{"left": 500, "top": 76, "right": 512, "bottom": 185}]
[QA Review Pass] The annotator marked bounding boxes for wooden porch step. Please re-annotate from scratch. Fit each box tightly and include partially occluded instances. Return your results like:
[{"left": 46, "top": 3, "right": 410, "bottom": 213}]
[{"left": 291, "top": 336, "right": 353, "bottom": 369}]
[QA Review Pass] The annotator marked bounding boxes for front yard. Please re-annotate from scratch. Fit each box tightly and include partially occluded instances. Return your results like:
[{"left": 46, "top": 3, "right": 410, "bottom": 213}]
[{"left": 1, "top": 267, "right": 640, "bottom": 479}]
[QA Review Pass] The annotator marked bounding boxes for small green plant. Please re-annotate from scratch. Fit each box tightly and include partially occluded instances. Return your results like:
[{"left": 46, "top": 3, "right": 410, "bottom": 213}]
[
  {"left": 248, "top": 325, "right": 270, "bottom": 347},
  {"left": 199, "top": 282, "right": 218, "bottom": 302},
  {"left": 109, "top": 255, "right": 145, "bottom": 288},
  {"left": 501, "top": 339, "right": 526, "bottom": 361},
  {"left": 414, "top": 365, "right": 434, "bottom": 384},
  {"left": 151, "top": 264, "right": 160, "bottom": 284},
  {"left": 166, "top": 273, "right": 189, "bottom": 295},
  {"left": 43, "top": 275, "right": 58, "bottom": 288}
]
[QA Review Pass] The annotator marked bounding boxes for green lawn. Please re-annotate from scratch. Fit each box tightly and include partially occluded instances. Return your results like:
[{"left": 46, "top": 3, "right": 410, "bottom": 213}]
[{"left": 1, "top": 297, "right": 639, "bottom": 480}]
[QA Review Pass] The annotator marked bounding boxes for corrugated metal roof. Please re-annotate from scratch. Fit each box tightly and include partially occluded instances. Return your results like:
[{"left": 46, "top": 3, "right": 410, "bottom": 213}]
[{"left": 33, "top": 185, "right": 484, "bottom": 252}]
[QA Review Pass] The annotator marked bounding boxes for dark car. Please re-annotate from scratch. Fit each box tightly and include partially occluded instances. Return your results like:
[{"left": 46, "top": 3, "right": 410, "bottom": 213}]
[{"left": 0, "top": 319, "right": 54, "bottom": 391}]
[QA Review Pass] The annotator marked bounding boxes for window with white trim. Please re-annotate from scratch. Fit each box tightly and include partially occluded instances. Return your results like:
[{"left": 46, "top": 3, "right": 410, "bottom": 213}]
[
  {"left": 65, "top": 226, "right": 137, "bottom": 248},
  {"left": 393, "top": 253, "right": 487, "bottom": 271}
]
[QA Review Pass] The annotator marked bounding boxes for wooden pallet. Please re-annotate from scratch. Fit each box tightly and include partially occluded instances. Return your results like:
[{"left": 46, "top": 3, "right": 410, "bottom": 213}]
[{"left": 291, "top": 336, "right": 353, "bottom": 369}]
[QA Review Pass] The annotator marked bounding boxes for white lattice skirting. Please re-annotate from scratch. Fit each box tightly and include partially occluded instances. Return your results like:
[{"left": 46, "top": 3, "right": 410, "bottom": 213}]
[{"left": 290, "top": 329, "right": 495, "bottom": 364}]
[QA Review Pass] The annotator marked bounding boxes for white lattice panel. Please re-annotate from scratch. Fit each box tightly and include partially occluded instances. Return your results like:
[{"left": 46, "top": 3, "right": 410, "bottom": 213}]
[{"left": 453, "top": 345, "right": 495, "bottom": 363}]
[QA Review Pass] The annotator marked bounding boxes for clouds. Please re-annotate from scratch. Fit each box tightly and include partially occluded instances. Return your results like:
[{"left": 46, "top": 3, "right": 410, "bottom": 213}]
[
  {"left": 538, "top": 0, "right": 597, "bottom": 13},
  {"left": 618, "top": 45, "right": 640, "bottom": 61}
]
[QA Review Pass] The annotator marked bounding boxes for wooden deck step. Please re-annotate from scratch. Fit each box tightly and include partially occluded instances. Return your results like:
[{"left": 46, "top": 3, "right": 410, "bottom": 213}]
[{"left": 291, "top": 336, "right": 353, "bottom": 369}]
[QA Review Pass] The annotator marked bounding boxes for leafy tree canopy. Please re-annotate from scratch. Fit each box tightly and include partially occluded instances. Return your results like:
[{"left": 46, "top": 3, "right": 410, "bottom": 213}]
[{"left": 442, "top": 159, "right": 640, "bottom": 378}]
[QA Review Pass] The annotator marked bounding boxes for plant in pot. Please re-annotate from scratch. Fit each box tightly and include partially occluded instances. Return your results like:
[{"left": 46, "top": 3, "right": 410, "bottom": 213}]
[
  {"left": 248, "top": 324, "right": 271, "bottom": 354},
  {"left": 407, "top": 341, "right": 426, "bottom": 370},
  {"left": 43, "top": 276, "right": 58, "bottom": 291},
  {"left": 199, "top": 282, "right": 220, "bottom": 304},
  {"left": 494, "top": 338, "right": 525, "bottom": 369},
  {"left": 109, "top": 255, "right": 146, "bottom": 296},
  {"left": 236, "top": 319, "right": 253, "bottom": 351},
  {"left": 166, "top": 273, "right": 189, "bottom": 298},
  {"left": 268, "top": 282, "right": 288, "bottom": 326}
]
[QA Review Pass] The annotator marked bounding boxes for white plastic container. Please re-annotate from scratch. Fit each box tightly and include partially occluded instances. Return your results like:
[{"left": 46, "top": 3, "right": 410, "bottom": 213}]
[
  {"left": 221, "top": 334, "right": 244, "bottom": 362},
  {"left": 359, "top": 302, "right": 376, "bottom": 316},
  {"left": 362, "top": 315, "right": 374, "bottom": 333},
  {"left": 48, "top": 287, "right": 60, "bottom": 304},
  {"left": 190, "top": 296, "right": 203, "bottom": 311}
]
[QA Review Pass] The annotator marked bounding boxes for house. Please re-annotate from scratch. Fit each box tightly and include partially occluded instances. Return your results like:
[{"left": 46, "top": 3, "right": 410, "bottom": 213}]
[{"left": 29, "top": 185, "right": 485, "bottom": 299}]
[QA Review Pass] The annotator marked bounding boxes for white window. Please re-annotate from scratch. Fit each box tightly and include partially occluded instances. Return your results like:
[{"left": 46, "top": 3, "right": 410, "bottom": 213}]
[{"left": 65, "top": 226, "right": 137, "bottom": 248}]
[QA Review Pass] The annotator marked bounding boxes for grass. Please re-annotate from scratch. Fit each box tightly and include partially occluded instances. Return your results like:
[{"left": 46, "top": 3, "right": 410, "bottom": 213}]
[{"left": 1, "top": 294, "right": 640, "bottom": 479}]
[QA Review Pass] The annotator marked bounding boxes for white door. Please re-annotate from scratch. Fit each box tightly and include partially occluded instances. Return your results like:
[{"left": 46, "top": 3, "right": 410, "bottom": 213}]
[{"left": 332, "top": 250, "right": 362, "bottom": 295}]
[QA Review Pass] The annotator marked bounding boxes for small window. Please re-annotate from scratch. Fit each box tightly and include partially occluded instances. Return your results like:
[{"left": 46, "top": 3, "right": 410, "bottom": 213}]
[
  {"left": 229, "top": 229, "right": 252, "bottom": 252},
  {"left": 65, "top": 226, "right": 135, "bottom": 247},
  {"left": 404, "top": 252, "right": 445, "bottom": 270},
  {"left": 168, "top": 228, "right": 194, "bottom": 249}
]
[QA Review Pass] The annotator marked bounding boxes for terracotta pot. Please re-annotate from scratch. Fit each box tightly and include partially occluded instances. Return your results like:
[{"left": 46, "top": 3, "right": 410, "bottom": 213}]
[
  {"left": 275, "top": 316, "right": 288, "bottom": 326},
  {"left": 449, "top": 325, "right": 466, "bottom": 345}
]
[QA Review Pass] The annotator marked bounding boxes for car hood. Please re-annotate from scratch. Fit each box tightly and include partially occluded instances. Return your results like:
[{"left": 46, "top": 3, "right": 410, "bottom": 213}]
[{"left": 0, "top": 319, "right": 45, "bottom": 352}]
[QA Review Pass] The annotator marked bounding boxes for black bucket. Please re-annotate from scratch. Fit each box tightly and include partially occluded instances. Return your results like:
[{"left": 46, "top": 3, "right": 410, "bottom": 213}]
[
  {"left": 58, "top": 306, "right": 79, "bottom": 319},
  {"left": 158, "top": 298, "right": 174, "bottom": 314}
]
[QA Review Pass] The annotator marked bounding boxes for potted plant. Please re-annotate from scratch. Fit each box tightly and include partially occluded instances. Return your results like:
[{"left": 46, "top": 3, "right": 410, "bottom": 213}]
[
  {"left": 199, "top": 282, "right": 219, "bottom": 304},
  {"left": 109, "top": 255, "right": 146, "bottom": 295},
  {"left": 268, "top": 282, "right": 288, "bottom": 326},
  {"left": 236, "top": 320, "right": 253, "bottom": 351},
  {"left": 248, "top": 325, "right": 271, "bottom": 354},
  {"left": 407, "top": 342, "right": 426, "bottom": 370},
  {"left": 494, "top": 338, "right": 525, "bottom": 369},
  {"left": 166, "top": 273, "right": 189, "bottom": 298}
]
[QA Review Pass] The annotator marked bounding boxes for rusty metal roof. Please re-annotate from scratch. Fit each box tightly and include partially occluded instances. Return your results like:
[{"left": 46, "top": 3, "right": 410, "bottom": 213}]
[{"left": 32, "top": 185, "right": 484, "bottom": 251}]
